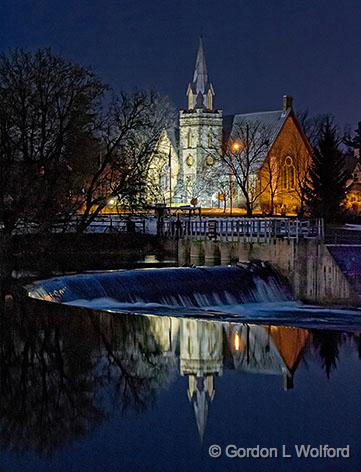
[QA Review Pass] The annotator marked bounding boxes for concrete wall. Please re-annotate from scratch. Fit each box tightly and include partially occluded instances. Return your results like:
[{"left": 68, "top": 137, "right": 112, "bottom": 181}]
[{"left": 178, "top": 238, "right": 359, "bottom": 306}]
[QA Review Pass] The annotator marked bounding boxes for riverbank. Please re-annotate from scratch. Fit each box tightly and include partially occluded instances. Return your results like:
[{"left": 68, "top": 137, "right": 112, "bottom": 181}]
[{"left": 0, "top": 232, "right": 178, "bottom": 297}]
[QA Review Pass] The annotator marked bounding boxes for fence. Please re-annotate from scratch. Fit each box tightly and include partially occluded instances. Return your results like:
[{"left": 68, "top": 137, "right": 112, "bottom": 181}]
[
  {"left": 9, "top": 215, "right": 150, "bottom": 235},
  {"left": 164, "top": 218, "right": 324, "bottom": 242},
  {"left": 6, "top": 215, "right": 325, "bottom": 241}
]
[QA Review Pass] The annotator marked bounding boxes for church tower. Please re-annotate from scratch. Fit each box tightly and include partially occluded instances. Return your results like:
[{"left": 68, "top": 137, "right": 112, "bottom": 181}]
[{"left": 178, "top": 37, "right": 223, "bottom": 205}]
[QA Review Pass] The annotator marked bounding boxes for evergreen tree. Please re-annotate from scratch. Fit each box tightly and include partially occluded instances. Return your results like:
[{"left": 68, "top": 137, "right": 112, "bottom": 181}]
[
  {"left": 306, "top": 117, "right": 347, "bottom": 222},
  {"left": 312, "top": 330, "right": 343, "bottom": 379}
]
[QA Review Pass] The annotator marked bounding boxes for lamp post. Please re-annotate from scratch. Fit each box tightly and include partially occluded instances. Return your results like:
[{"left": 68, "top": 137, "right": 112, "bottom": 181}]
[
  {"left": 168, "top": 145, "right": 172, "bottom": 207},
  {"left": 230, "top": 142, "right": 240, "bottom": 216}
]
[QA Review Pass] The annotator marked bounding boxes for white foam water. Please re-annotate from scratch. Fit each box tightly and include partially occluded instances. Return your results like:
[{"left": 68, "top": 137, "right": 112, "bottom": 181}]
[{"left": 27, "top": 264, "right": 361, "bottom": 329}]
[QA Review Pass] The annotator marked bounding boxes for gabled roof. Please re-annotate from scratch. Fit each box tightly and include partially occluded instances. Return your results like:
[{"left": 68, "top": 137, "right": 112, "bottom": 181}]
[
  {"left": 269, "top": 326, "right": 310, "bottom": 373},
  {"left": 223, "top": 109, "right": 291, "bottom": 149}
]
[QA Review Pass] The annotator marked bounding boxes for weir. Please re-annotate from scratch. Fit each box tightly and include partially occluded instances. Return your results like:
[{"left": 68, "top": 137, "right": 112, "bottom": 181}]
[
  {"left": 28, "top": 264, "right": 292, "bottom": 308},
  {"left": 26, "top": 240, "right": 361, "bottom": 310},
  {"left": 178, "top": 239, "right": 360, "bottom": 306}
]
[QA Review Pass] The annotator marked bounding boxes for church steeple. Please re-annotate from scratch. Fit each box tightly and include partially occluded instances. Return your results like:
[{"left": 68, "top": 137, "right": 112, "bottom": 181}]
[
  {"left": 179, "top": 38, "right": 222, "bottom": 206},
  {"left": 187, "top": 37, "right": 215, "bottom": 111}
]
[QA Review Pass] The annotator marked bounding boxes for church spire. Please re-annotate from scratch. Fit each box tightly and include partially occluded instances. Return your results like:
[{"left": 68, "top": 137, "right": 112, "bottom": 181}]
[
  {"left": 187, "top": 37, "right": 215, "bottom": 111},
  {"left": 193, "top": 37, "right": 208, "bottom": 93}
]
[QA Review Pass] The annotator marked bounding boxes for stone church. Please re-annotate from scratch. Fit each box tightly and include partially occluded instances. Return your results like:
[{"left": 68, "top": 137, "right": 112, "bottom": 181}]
[{"left": 149, "top": 38, "right": 311, "bottom": 214}]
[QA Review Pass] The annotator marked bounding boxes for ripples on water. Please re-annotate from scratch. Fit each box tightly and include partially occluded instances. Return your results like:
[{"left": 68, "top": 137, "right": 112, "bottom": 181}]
[
  {"left": 1, "top": 265, "right": 361, "bottom": 471},
  {"left": 28, "top": 265, "right": 361, "bottom": 331}
]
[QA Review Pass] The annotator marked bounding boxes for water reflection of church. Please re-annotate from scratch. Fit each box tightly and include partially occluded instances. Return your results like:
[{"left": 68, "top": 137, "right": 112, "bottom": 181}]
[
  {"left": 148, "top": 316, "right": 310, "bottom": 441},
  {"left": 0, "top": 305, "right": 349, "bottom": 458}
]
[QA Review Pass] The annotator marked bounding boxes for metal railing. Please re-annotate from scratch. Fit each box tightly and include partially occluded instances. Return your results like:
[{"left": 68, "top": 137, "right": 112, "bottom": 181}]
[
  {"left": 164, "top": 218, "right": 324, "bottom": 242},
  {"left": 4, "top": 215, "right": 325, "bottom": 241},
  {"left": 8, "top": 215, "right": 150, "bottom": 235}
]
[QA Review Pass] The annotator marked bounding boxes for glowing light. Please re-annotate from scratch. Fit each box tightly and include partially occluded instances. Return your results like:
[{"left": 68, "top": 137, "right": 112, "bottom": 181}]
[
  {"left": 234, "top": 332, "right": 240, "bottom": 351},
  {"left": 232, "top": 142, "right": 241, "bottom": 152},
  {"left": 108, "top": 198, "right": 116, "bottom": 206}
]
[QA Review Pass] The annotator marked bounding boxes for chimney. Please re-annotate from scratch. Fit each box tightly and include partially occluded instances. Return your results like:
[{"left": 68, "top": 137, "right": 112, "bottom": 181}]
[{"left": 282, "top": 95, "right": 293, "bottom": 113}]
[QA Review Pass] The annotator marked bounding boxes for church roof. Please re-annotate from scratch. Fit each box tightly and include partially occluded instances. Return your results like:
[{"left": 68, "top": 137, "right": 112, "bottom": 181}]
[
  {"left": 223, "top": 109, "right": 291, "bottom": 149},
  {"left": 168, "top": 109, "right": 291, "bottom": 158},
  {"left": 165, "top": 104, "right": 296, "bottom": 163},
  {"left": 269, "top": 326, "right": 310, "bottom": 373},
  {"left": 191, "top": 37, "right": 209, "bottom": 94},
  {"left": 230, "top": 325, "right": 291, "bottom": 375}
]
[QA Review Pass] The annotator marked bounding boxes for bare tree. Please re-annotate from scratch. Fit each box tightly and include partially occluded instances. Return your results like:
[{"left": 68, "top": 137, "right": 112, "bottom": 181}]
[
  {"left": 144, "top": 129, "right": 179, "bottom": 206},
  {"left": 0, "top": 48, "right": 106, "bottom": 234},
  {"left": 288, "top": 134, "right": 312, "bottom": 216},
  {"left": 0, "top": 49, "right": 175, "bottom": 236},
  {"left": 76, "top": 91, "right": 175, "bottom": 232},
  {"left": 295, "top": 111, "right": 331, "bottom": 216},
  {"left": 258, "top": 129, "right": 311, "bottom": 216},
  {"left": 180, "top": 159, "right": 225, "bottom": 207},
  {"left": 297, "top": 110, "right": 327, "bottom": 148},
  {"left": 223, "top": 119, "right": 272, "bottom": 216},
  {"left": 259, "top": 154, "right": 282, "bottom": 215}
]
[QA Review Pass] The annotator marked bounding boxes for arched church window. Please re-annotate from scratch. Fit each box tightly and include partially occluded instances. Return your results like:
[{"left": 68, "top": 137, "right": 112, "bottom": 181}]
[
  {"left": 289, "top": 164, "right": 296, "bottom": 189},
  {"left": 206, "top": 90, "right": 213, "bottom": 110},
  {"left": 282, "top": 156, "right": 296, "bottom": 190},
  {"left": 208, "top": 131, "right": 212, "bottom": 148},
  {"left": 188, "top": 89, "right": 194, "bottom": 111},
  {"left": 187, "top": 129, "right": 192, "bottom": 148},
  {"left": 186, "top": 154, "right": 194, "bottom": 167},
  {"left": 188, "top": 336, "right": 192, "bottom": 355},
  {"left": 160, "top": 164, "right": 169, "bottom": 190}
]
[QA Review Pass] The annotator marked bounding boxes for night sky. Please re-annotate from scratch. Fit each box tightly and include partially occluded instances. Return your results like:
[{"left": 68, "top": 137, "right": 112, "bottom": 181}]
[{"left": 1, "top": 0, "right": 361, "bottom": 128}]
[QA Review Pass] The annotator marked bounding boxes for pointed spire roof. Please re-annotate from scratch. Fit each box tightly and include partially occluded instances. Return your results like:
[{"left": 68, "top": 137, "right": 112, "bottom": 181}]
[
  {"left": 188, "top": 375, "right": 214, "bottom": 443},
  {"left": 192, "top": 37, "right": 209, "bottom": 94},
  {"left": 187, "top": 37, "right": 215, "bottom": 111}
]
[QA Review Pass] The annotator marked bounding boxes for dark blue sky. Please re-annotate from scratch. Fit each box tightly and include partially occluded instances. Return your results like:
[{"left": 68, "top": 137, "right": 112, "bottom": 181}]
[{"left": 1, "top": 0, "right": 360, "bottom": 128}]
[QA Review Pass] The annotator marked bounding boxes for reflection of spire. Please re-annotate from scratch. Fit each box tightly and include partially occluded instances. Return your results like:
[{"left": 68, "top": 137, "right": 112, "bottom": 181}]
[
  {"left": 188, "top": 375, "right": 215, "bottom": 443},
  {"left": 180, "top": 319, "right": 223, "bottom": 441}
]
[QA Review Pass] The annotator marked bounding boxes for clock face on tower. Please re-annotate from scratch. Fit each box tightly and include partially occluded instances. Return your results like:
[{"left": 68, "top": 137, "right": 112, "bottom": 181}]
[
  {"left": 186, "top": 154, "right": 194, "bottom": 167},
  {"left": 206, "top": 155, "right": 215, "bottom": 166}
]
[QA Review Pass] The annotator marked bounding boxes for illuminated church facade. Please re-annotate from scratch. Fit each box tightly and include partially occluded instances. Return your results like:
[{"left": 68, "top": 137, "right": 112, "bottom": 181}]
[{"left": 149, "top": 38, "right": 311, "bottom": 214}]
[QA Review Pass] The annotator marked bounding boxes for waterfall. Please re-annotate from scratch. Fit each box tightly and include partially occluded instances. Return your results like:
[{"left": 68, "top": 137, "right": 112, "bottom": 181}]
[{"left": 27, "top": 263, "right": 293, "bottom": 308}]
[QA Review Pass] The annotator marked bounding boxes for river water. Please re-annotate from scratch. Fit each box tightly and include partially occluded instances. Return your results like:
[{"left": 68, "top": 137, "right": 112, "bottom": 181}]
[{"left": 1, "top": 265, "right": 361, "bottom": 471}]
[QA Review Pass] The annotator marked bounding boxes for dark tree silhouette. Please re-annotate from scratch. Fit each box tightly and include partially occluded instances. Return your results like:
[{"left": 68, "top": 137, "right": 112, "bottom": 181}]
[
  {"left": 312, "top": 330, "right": 343, "bottom": 379},
  {"left": 0, "top": 300, "right": 176, "bottom": 456},
  {"left": 0, "top": 48, "right": 106, "bottom": 235},
  {"left": 0, "top": 48, "right": 174, "bottom": 236},
  {"left": 306, "top": 116, "right": 348, "bottom": 222}
]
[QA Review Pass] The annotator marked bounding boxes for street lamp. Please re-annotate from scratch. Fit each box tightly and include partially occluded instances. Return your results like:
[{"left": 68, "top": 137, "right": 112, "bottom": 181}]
[
  {"left": 229, "top": 142, "right": 240, "bottom": 216},
  {"left": 168, "top": 145, "right": 172, "bottom": 207}
]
